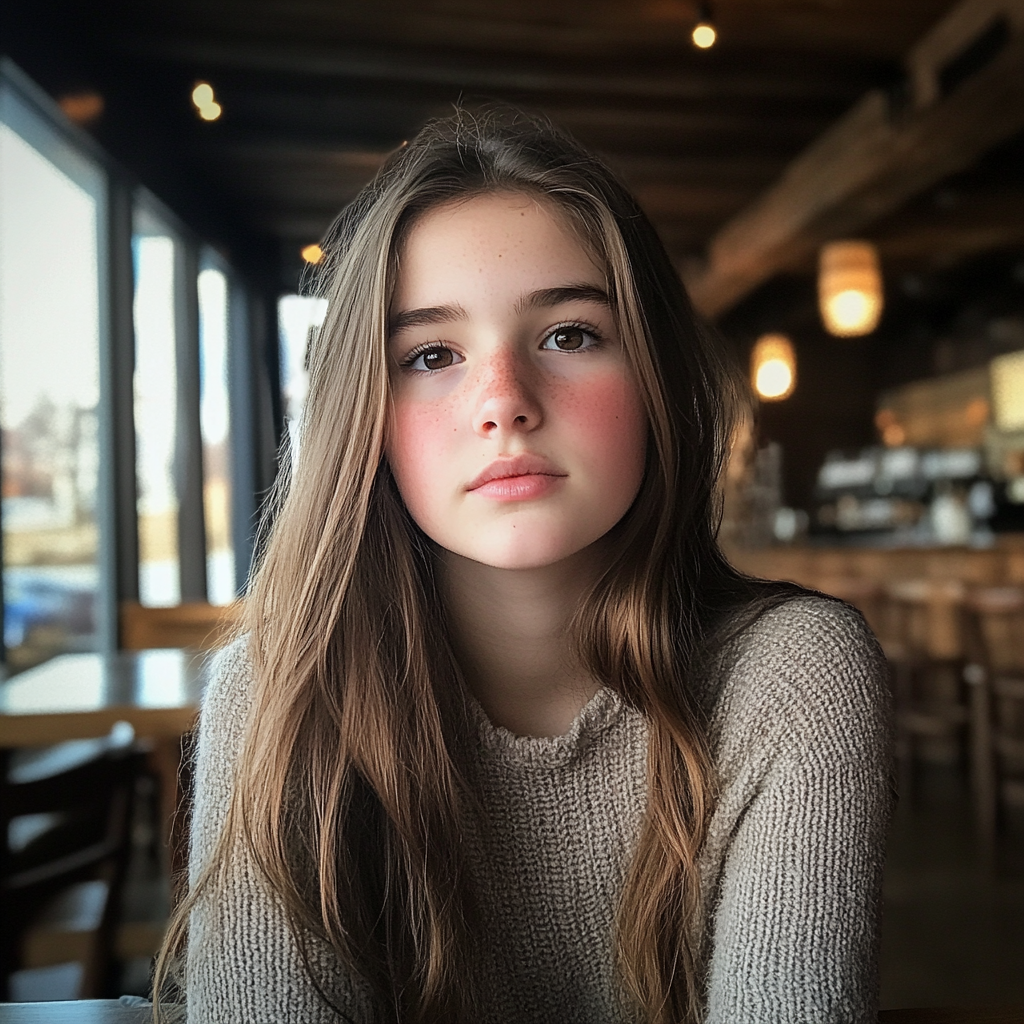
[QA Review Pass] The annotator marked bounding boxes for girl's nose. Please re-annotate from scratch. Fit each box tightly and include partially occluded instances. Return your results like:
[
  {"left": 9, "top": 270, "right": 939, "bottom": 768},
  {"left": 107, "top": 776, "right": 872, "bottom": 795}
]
[{"left": 472, "top": 349, "right": 543, "bottom": 438}]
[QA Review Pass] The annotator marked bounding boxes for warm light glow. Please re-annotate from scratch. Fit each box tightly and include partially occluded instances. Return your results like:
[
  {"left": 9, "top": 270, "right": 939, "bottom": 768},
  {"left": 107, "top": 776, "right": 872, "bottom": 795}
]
[
  {"left": 756, "top": 359, "right": 792, "bottom": 399},
  {"left": 882, "top": 423, "right": 907, "bottom": 447},
  {"left": 751, "top": 333, "right": 796, "bottom": 401},
  {"left": 692, "top": 22, "right": 717, "bottom": 47},
  {"left": 58, "top": 92, "right": 104, "bottom": 125},
  {"left": 818, "top": 240, "right": 883, "bottom": 337},
  {"left": 992, "top": 350, "right": 1024, "bottom": 432},
  {"left": 301, "top": 244, "right": 325, "bottom": 265},
  {"left": 192, "top": 83, "right": 214, "bottom": 107},
  {"left": 191, "top": 83, "right": 222, "bottom": 121}
]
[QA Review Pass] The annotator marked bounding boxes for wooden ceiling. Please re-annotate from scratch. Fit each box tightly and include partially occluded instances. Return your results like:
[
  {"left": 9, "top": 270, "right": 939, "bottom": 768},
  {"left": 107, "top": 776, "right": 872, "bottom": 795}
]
[{"left": 9, "top": 0, "right": 1024, "bottom": 297}]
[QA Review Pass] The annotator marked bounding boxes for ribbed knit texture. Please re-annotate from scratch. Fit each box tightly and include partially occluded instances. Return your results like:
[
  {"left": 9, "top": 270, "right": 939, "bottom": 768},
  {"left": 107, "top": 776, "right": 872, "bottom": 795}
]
[{"left": 187, "top": 596, "right": 893, "bottom": 1023}]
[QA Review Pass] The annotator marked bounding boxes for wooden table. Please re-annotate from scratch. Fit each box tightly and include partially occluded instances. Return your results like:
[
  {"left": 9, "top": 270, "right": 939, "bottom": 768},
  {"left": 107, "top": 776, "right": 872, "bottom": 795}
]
[
  {"left": 0, "top": 1002, "right": 151, "bottom": 1023},
  {"left": 0, "top": 650, "right": 205, "bottom": 747},
  {"left": 0, "top": 649, "right": 208, "bottom": 872},
  {"left": 0, "top": 1004, "right": 1022, "bottom": 1023}
]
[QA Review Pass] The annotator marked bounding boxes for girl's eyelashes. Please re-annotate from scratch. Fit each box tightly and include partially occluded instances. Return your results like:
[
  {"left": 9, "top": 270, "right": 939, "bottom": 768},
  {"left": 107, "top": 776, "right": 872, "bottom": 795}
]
[
  {"left": 540, "top": 322, "right": 603, "bottom": 353},
  {"left": 399, "top": 321, "right": 603, "bottom": 372},
  {"left": 401, "top": 342, "right": 464, "bottom": 373}
]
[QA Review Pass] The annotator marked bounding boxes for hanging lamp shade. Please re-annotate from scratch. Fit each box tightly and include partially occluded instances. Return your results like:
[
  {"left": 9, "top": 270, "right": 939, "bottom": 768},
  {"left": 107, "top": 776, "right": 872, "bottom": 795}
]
[
  {"left": 818, "top": 240, "right": 883, "bottom": 337},
  {"left": 751, "top": 333, "right": 796, "bottom": 401}
]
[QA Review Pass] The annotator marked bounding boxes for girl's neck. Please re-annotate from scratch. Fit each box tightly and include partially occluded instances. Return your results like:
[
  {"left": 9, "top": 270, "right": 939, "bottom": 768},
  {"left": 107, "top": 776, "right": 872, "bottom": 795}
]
[{"left": 440, "top": 547, "right": 605, "bottom": 738}]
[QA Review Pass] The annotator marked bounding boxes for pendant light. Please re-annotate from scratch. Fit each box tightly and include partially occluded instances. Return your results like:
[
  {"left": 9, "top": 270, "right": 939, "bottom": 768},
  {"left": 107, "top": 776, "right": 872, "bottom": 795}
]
[
  {"left": 692, "top": 3, "right": 717, "bottom": 48},
  {"left": 818, "top": 240, "right": 883, "bottom": 337},
  {"left": 751, "top": 333, "right": 796, "bottom": 401}
]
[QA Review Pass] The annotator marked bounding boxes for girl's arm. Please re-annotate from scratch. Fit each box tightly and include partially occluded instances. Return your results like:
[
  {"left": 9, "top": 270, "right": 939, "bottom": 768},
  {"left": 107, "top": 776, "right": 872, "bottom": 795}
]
[
  {"left": 186, "top": 639, "right": 374, "bottom": 1024},
  {"left": 702, "top": 598, "right": 895, "bottom": 1024}
]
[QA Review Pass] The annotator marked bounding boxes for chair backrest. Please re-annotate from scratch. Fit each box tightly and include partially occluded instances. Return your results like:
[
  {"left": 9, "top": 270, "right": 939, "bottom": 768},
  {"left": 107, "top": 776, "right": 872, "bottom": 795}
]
[
  {"left": 2, "top": 743, "right": 144, "bottom": 997},
  {"left": 119, "top": 600, "right": 242, "bottom": 651},
  {"left": 885, "top": 578, "right": 966, "bottom": 661},
  {"left": 967, "top": 586, "right": 1024, "bottom": 676}
]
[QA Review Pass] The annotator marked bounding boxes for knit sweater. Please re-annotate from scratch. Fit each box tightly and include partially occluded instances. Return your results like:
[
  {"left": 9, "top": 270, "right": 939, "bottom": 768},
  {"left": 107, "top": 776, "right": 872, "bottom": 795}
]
[{"left": 186, "top": 596, "right": 893, "bottom": 1023}]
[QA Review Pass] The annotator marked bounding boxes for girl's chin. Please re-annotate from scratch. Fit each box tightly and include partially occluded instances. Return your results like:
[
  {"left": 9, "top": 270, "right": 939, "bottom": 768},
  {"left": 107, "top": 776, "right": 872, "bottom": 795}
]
[{"left": 442, "top": 533, "right": 602, "bottom": 572}]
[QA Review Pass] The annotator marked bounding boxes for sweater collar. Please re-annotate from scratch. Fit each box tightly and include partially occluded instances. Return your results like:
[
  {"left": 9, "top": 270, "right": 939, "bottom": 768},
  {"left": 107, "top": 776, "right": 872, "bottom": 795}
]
[{"left": 466, "top": 685, "right": 627, "bottom": 769}]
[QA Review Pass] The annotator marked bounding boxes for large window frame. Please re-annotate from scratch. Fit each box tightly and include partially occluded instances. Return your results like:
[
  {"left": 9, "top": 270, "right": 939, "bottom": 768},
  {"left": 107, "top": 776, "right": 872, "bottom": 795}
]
[{"left": 0, "top": 57, "right": 271, "bottom": 666}]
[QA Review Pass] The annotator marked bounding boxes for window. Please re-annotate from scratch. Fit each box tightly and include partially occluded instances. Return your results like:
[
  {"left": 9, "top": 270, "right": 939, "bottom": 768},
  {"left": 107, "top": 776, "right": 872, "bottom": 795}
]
[
  {"left": 132, "top": 205, "right": 182, "bottom": 607},
  {"left": 278, "top": 294, "right": 327, "bottom": 464},
  {"left": 1, "top": 61, "right": 271, "bottom": 663},
  {"left": 0, "top": 82, "right": 105, "bottom": 670},
  {"left": 198, "top": 257, "right": 235, "bottom": 604}
]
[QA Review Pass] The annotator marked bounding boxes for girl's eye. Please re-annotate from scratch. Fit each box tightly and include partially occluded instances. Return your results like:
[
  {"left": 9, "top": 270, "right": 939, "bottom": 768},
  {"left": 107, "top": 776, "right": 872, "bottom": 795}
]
[
  {"left": 541, "top": 326, "right": 599, "bottom": 352},
  {"left": 404, "top": 345, "right": 462, "bottom": 372}
]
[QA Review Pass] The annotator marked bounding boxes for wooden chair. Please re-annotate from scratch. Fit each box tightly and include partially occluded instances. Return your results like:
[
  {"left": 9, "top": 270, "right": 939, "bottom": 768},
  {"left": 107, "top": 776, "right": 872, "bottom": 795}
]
[
  {"left": 118, "top": 600, "right": 242, "bottom": 652},
  {"left": 118, "top": 601, "right": 242, "bottom": 892},
  {"left": 962, "top": 586, "right": 1024, "bottom": 853},
  {"left": 1, "top": 738, "right": 145, "bottom": 999},
  {"left": 883, "top": 579, "right": 970, "bottom": 802}
]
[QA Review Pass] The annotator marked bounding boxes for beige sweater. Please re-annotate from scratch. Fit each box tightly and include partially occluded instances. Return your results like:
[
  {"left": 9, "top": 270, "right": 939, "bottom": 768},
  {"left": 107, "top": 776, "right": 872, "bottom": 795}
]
[{"left": 187, "top": 596, "right": 893, "bottom": 1023}]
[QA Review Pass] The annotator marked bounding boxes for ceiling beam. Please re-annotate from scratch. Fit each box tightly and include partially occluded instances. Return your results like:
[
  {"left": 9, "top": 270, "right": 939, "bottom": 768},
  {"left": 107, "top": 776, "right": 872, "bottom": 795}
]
[
  {"left": 685, "top": 0, "right": 1024, "bottom": 318},
  {"left": 125, "top": 36, "right": 877, "bottom": 104}
]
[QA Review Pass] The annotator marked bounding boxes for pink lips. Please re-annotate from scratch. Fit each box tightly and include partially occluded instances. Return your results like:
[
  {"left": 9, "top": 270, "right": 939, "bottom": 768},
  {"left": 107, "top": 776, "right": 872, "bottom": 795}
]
[{"left": 467, "top": 454, "right": 567, "bottom": 501}]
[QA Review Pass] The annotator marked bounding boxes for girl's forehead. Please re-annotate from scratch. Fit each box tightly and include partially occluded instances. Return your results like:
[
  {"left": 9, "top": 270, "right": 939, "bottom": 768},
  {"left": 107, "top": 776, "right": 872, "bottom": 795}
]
[{"left": 393, "top": 192, "right": 606, "bottom": 299}]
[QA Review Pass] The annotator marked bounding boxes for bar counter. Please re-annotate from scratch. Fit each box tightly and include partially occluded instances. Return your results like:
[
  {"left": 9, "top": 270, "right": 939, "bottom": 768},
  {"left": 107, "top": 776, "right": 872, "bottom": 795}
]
[{"left": 726, "top": 534, "right": 1024, "bottom": 590}]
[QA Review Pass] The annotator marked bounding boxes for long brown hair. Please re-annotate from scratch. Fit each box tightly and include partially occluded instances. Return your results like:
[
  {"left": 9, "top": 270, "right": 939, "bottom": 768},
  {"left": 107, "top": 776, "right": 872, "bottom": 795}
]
[{"left": 156, "top": 107, "right": 791, "bottom": 1023}]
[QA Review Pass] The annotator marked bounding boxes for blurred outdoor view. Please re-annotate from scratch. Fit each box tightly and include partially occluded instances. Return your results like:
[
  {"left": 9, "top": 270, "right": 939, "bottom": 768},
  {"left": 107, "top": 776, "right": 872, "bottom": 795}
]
[
  {"left": 199, "top": 262, "right": 234, "bottom": 605},
  {"left": 0, "top": 86, "right": 102, "bottom": 671},
  {"left": 132, "top": 211, "right": 180, "bottom": 607}
]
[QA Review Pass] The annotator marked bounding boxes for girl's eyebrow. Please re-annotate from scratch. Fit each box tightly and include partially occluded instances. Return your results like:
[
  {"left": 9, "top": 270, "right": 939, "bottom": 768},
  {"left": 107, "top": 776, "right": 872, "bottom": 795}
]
[
  {"left": 389, "top": 302, "right": 469, "bottom": 336},
  {"left": 516, "top": 285, "right": 610, "bottom": 314},
  {"left": 388, "top": 285, "right": 609, "bottom": 338}
]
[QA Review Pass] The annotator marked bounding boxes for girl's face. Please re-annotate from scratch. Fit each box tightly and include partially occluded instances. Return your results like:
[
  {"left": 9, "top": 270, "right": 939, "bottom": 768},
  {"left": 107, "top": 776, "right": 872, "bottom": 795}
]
[{"left": 386, "top": 192, "right": 648, "bottom": 571}]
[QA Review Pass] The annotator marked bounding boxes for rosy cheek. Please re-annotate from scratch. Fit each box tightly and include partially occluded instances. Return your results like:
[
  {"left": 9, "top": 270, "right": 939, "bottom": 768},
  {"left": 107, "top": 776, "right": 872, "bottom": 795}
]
[
  {"left": 387, "top": 395, "right": 459, "bottom": 514},
  {"left": 559, "top": 371, "right": 647, "bottom": 489}
]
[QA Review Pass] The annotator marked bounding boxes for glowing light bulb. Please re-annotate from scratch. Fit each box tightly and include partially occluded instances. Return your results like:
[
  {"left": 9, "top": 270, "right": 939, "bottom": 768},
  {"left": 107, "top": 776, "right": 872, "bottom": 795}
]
[
  {"left": 301, "top": 244, "right": 325, "bottom": 265},
  {"left": 192, "top": 83, "right": 223, "bottom": 121},
  {"left": 58, "top": 92, "right": 104, "bottom": 125},
  {"left": 192, "top": 83, "right": 214, "bottom": 107},
  {"left": 692, "top": 22, "right": 717, "bottom": 48},
  {"left": 818, "top": 241, "right": 883, "bottom": 337},
  {"left": 751, "top": 333, "right": 796, "bottom": 401},
  {"left": 755, "top": 359, "right": 792, "bottom": 399}
]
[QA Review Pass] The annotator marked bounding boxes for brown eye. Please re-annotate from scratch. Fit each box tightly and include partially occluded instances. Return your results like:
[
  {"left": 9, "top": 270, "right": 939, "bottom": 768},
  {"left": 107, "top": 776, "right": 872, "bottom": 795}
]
[
  {"left": 548, "top": 327, "right": 587, "bottom": 351},
  {"left": 423, "top": 348, "right": 454, "bottom": 369},
  {"left": 407, "top": 345, "right": 461, "bottom": 372}
]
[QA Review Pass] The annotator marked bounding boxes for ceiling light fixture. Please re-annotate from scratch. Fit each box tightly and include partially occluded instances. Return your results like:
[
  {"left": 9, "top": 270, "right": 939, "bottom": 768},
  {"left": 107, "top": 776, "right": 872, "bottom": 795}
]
[
  {"left": 57, "top": 92, "right": 104, "bottom": 125},
  {"left": 191, "top": 82, "right": 222, "bottom": 122},
  {"left": 751, "top": 333, "right": 796, "bottom": 401},
  {"left": 301, "top": 244, "right": 325, "bottom": 265},
  {"left": 692, "top": 3, "right": 717, "bottom": 48},
  {"left": 818, "top": 240, "right": 884, "bottom": 337}
]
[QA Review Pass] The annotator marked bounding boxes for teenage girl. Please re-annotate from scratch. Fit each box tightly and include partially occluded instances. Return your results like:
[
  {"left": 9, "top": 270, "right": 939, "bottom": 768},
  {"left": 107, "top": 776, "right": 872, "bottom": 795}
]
[{"left": 157, "top": 109, "right": 893, "bottom": 1024}]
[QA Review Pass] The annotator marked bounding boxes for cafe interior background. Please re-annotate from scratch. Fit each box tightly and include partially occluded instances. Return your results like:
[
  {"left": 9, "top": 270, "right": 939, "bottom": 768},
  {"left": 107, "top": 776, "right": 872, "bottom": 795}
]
[{"left": 1, "top": 0, "right": 1024, "bottom": 1011}]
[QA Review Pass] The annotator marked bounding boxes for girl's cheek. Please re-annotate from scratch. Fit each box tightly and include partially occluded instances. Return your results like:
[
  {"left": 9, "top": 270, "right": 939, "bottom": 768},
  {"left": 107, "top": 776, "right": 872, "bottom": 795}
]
[
  {"left": 387, "top": 395, "right": 460, "bottom": 509},
  {"left": 563, "top": 370, "right": 647, "bottom": 472}
]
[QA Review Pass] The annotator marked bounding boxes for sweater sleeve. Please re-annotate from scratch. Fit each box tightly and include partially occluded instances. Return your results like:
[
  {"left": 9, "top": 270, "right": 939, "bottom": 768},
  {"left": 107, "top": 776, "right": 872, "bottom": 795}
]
[
  {"left": 701, "top": 598, "right": 895, "bottom": 1024},
  {"left": 185, "top": 638, "right": 375, "bottom": 1024}
]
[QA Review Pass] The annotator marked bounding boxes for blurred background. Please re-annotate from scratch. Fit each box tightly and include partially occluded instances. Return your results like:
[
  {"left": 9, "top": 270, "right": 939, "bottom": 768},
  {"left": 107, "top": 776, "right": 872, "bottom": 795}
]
[{"left": 1, "top": 0, "right": 1023, "bottom": 1011}]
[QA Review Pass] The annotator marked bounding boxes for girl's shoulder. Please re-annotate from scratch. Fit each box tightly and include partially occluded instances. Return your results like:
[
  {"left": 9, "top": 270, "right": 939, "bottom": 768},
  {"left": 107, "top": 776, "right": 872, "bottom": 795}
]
[
  {"left": 197, "top": 635, "right": 257, "bottom": 760},
  {"left": 704, "top": 594, "right": 892, "bottom": 765}
]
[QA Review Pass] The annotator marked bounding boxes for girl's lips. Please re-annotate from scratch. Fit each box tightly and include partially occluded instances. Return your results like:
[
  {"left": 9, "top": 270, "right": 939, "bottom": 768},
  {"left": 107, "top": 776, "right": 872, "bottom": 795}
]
[
  {"left": 470, "top": 473, "right": 566, "bottom": 501},
  {"left": 467, "top": 454, "right": 566, "bottom": 491}
]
